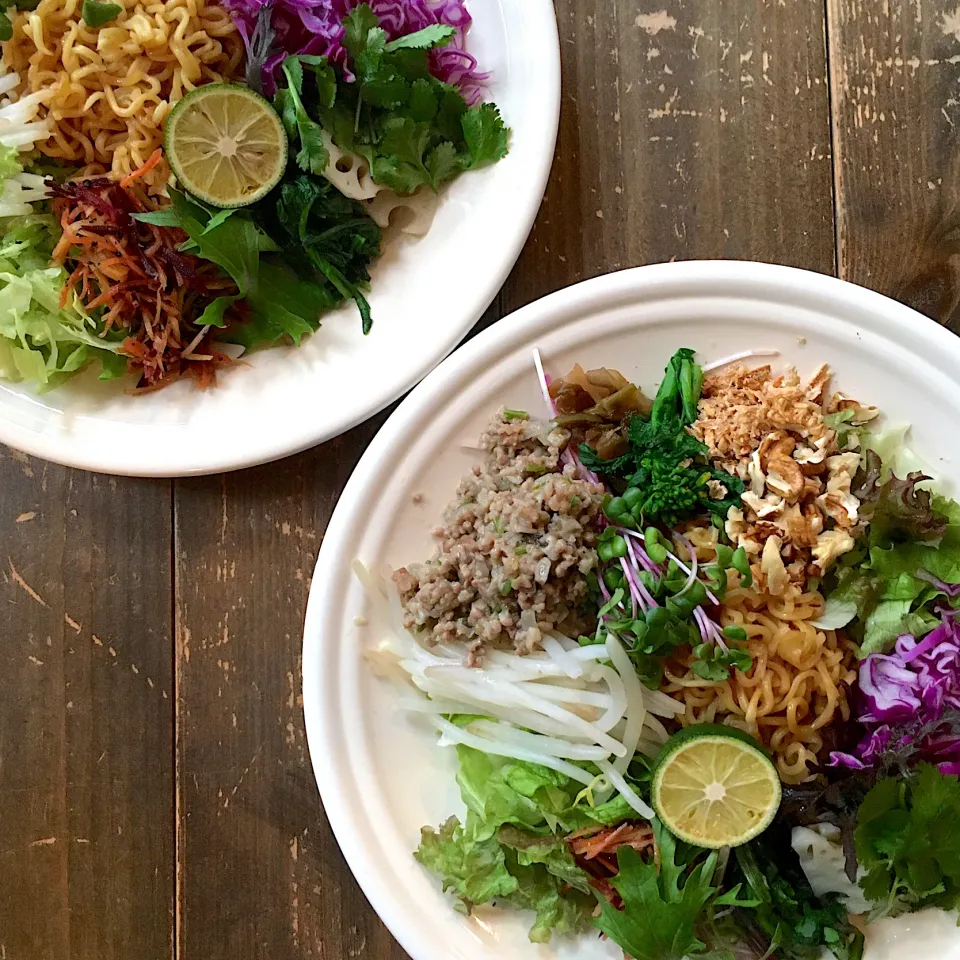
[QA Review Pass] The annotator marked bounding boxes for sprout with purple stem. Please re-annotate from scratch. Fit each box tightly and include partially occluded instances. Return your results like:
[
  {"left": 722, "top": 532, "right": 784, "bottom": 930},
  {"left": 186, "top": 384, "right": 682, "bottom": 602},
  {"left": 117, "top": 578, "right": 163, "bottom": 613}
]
[{"left": 693, "top": 606, "right": 729, "bottom": 653}]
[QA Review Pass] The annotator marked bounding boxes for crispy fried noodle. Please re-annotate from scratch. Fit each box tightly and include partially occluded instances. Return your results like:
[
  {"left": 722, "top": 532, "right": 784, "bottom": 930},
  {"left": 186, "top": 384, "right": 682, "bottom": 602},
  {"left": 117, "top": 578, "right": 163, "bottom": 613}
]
[{"left": 3, "top": 0, "right": 243, "bottom": 189}]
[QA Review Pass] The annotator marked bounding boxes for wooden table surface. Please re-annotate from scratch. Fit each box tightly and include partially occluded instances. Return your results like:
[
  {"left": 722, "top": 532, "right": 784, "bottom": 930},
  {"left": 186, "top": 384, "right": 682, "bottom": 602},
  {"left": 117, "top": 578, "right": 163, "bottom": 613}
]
[{"left": 2, "top": 0, "right": 959, "bottom": 957}]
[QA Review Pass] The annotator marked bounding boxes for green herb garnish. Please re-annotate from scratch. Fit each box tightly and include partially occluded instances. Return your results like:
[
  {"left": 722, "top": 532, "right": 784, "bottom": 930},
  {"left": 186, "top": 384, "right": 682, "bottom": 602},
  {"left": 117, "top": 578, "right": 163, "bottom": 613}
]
[
  {"left": 81, "top": 0, "right": 121, "bottom": 26},
  {"left": 596, "top": 820, "right": 758, "bottom": 960},
  {"left": 855, "top": 764, "right": 960, "bottom": 919},
  {"left": 581, "top": 349, "right": 744, "bottom": 528}
]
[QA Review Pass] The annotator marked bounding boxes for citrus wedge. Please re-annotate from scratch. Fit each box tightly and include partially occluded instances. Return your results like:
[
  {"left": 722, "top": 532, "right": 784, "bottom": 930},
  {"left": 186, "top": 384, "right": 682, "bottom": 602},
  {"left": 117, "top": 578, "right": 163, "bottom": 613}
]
[
  {"left": 165, "top": 84, "right": 287, "bottom": 208},
  {"left": 651, "top": 724, "right": 780, "bottom": 848}
]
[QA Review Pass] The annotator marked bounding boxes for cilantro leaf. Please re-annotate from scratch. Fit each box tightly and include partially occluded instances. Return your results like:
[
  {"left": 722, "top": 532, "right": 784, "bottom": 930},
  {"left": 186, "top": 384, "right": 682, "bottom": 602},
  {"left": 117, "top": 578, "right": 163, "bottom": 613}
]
[
  {"left": 341, "top": 3, "right": 379, "bottom": 60},
  {"left": 408, "top": 78, "right": 439, "bottom": 122},
  {"left": 280, "top": 56, "right": 329, "bottom": 175},
  {"left": 81, "top": 0, "right": 121, "bottom": 26},
  {"left": 855, "top": 764, "right": 960, "bottom": 919},
  {"left": 297, "top": 55, "right": 337, "bottom": 108},
  {"left": 369, "top": 117, "right": 433, "bottom": 192},
  {"left": 314, "top": 4, "right": 510, "bottom": 195},
  {"left": 595, "top": 821, "right": 720, "bottom": 960},
  {"left": 461, "top": 103, "right": 510, "bottom": 168},
  {"left": 426, "top": 141, "right": 460, "bottom": 186},
  {"left": 384, "top": 23, "right": 456, "bottom": 52}
]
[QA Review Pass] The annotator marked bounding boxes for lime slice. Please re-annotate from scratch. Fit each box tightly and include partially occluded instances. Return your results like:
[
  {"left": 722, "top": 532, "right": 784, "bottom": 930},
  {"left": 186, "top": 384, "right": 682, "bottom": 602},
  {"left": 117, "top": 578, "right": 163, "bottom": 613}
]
[
  {"left": 651, "top": 724, "right": 780, "bottom": 848},
  {"left": 165, "top": 84, "right": 287, "bottom": 208}
]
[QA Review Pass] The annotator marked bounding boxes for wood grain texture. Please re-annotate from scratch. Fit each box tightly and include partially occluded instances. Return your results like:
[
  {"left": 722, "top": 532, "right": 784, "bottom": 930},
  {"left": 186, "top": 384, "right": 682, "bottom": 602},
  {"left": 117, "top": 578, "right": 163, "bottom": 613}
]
[
  {"left": 0, "top": 451, "right": 174, "bottom": 960},
  {"left": 173, "top": 416, "right": 399, "bottom": 960},
  {"left": 506, "top": 0, "right": 837, "bottom": 310},
  {"left": 828, "top": 0, "right": 960, "bottom": 325}
]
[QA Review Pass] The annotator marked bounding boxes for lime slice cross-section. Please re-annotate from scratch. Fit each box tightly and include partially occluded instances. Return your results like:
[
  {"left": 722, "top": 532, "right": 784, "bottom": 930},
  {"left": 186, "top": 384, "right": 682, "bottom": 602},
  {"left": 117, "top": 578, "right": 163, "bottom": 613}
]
[
  {"left": 165, "top": 83, "right": 287, "bottom": 208},
  {"left": 651, "top": 724, "right": 781, "bottom": 848}
]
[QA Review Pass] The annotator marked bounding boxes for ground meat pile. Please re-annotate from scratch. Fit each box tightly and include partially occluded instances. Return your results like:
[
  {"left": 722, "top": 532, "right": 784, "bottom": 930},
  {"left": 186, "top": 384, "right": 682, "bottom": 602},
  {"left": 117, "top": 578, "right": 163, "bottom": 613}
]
[{"left": 393, "top": 412, "right": 607, "bottom": 661}]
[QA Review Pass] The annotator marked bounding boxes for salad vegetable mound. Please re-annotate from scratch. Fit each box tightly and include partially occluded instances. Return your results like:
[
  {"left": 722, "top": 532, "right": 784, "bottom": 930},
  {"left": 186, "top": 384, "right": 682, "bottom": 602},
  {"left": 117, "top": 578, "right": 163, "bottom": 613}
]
[{"left": 362, "top": 346, "right": 960, "bottom": 959}]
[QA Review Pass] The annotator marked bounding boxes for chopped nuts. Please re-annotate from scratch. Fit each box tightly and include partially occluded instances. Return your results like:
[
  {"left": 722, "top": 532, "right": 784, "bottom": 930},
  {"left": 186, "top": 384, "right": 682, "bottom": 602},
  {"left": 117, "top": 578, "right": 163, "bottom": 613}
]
[
  {"left": 818, "top": 491, "right": 860, "bottom": 527},
  {"left": 761, "top": 535, "right": 789, "bottom": 595},
  {"left": 725, "top": 506, "right": 747, "bottom": 542},
  {"left": 742, "top": 491, "right": 785, "bottom": 519},
  {"left": 766, "top": 457, "right": 805, "bottom": 502},
  {"left": 705, "top": 479, "right": 729, "bottom": 499},
  {"left": 697, "top": 362, "right": 865, "bottom": 581},
  {"left": 829, "top": 394, "right": 880, "bottom": 423},
  {"left": 794, "top": 436, "right": 831, "bottom": 466},
  {"left": 747, "top": 451, "right": 765, "bottom": 496},
  {"left": 805, "top": 364, "right": 830, "bottom": 402},
  {"left": 759, "top": 430, "right": 796, "bottom": 468},
  {"left": 813, "top": 529, "right": 856, "bottom": 571}
]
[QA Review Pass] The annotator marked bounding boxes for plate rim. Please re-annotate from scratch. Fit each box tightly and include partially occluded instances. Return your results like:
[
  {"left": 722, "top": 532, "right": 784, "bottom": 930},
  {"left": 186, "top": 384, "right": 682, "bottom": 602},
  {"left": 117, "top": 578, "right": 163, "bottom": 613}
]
[
  {"left": 0, "top": 0, "right": 562, "bottom": 477},
  {"left": 302, "top": 260, "right": 960, "bottom": 960}
]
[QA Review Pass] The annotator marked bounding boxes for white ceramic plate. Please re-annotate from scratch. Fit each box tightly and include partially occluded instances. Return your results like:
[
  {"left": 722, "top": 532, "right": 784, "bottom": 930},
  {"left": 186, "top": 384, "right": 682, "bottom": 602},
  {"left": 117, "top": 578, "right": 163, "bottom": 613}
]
[
  {"left": 302, "top": 262, "right": 960, "bottom": 960},
  {"left": 0, "top": 0, "right": 560, "bottom": 477}
]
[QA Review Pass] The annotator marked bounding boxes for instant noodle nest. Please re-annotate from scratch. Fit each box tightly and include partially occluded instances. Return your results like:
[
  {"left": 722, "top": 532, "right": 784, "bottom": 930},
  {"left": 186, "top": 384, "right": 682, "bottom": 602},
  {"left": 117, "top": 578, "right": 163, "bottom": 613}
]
[
  {"left": 664, "top": 526, "right": 858, "bottom": 784},
  {"left": 4, "top": 0, "right": 244, "bottom": 190}
]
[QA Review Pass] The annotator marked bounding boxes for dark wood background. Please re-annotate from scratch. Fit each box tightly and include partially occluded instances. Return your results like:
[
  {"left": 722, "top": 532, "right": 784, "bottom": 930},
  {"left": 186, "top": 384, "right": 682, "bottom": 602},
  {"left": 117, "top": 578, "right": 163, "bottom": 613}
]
[{"left": 2, "top": 0, "right": 959, "bottom": 956}]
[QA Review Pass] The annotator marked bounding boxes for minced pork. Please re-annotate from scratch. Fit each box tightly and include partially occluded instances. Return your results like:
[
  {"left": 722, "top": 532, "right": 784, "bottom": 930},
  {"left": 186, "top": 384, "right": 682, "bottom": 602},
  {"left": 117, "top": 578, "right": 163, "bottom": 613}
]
[{"left": 393, "top": 412, "right": 607, "bottom": 661}]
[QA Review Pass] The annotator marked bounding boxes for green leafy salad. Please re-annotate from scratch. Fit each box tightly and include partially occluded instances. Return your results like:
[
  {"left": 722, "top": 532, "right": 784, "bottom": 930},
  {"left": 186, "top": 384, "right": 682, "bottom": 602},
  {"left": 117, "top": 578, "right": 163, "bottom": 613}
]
[
  {"left": 358, "top": 347, "right": 960, "bottom": 959},
  {"left": 0, "top": 1, "right": 509, "bottom": 391}
]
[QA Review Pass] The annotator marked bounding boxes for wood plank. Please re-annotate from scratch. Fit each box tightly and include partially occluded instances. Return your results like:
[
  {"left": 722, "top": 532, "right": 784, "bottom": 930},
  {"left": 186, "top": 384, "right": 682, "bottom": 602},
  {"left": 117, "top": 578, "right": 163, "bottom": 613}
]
[
  {"left": 508, "top": 0, "right": 836, "bottom": 309},
  {"left": 0, "top": 450, "right": 174, "bottom": 960},
  {"left": 173, "top": 1, "right": 836, "bottom": 957},
  {"left": 173, "top": 412, "right": 406, "bottom": 960},
  {"left": 827, "top": 0, "right": 960, "bottom": 326}
]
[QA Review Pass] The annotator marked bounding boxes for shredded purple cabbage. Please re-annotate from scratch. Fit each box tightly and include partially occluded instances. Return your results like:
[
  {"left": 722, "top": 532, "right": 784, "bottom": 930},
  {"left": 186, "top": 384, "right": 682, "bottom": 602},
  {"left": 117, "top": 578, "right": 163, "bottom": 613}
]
[
  {"left": 225, "top": 0, "right": 489, "bottom": 99},
  {"left": 831, "top": 604, "right": 960, "bottom": 776}
]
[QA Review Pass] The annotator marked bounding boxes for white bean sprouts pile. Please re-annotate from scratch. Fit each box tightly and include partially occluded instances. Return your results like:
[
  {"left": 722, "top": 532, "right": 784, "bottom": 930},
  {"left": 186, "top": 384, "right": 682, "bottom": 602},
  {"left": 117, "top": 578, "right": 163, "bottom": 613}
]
[
  {"left": 0, "top": 69, "right": 51, "bottom": 217},
  {"left": 355, "top": 561, "right": 685, "bottom": 820}
]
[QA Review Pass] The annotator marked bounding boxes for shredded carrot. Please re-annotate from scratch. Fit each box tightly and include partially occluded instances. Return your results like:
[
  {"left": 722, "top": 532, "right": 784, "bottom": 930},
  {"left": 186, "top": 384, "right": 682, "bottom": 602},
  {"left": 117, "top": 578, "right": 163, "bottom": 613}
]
[
  {"left": 120, "top": 148, "right": 163, "bottom": 189},
  {"left": 51, "top": 226, "right": 78, "bottom": 264},
  {"left": 49, "top": 176, "right": 239, "bottom": 389},
  {"left": 59, "top": 264, "right": 84, "bottom": 308}
]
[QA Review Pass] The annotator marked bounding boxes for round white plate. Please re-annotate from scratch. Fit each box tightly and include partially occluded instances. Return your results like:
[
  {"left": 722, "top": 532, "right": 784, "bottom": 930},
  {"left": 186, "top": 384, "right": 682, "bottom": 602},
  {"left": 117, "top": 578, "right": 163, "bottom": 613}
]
[
  {"left": 0, "top": 0, "right": 560, "bottom": 477},
  {"left": 303, "top": 262, "right": 960, "bottom": 960}
]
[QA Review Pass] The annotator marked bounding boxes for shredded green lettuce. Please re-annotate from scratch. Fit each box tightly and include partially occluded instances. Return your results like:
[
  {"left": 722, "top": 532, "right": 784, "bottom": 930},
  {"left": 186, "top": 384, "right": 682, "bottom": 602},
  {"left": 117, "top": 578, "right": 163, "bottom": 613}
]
[
  {"left": 0, "top": 143, "right": 22, "bottom": 180},
  {"left": 0, "top": 216, "right": 124, "bottom": 387},
  {"left": 414, "top": 744, "right": 650, "bottom": 942},
  {"left": 825, "top": 441, "right": 960, "bottom": 655}
]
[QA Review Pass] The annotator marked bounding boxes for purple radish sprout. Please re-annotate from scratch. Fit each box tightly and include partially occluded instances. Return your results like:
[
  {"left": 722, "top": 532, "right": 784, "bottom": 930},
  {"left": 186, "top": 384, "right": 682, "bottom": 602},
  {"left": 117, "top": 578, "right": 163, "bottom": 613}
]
[{"left": 620, "top": 556, "right": 657, "bottom": 610}]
